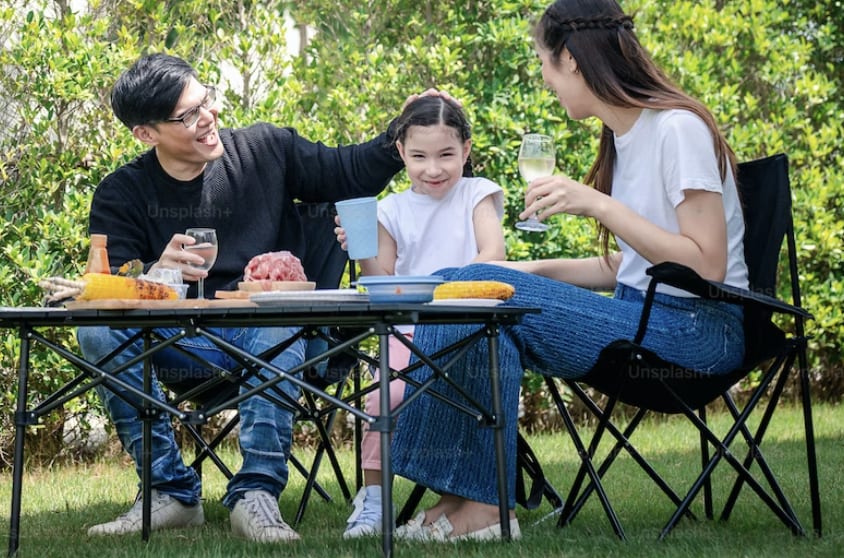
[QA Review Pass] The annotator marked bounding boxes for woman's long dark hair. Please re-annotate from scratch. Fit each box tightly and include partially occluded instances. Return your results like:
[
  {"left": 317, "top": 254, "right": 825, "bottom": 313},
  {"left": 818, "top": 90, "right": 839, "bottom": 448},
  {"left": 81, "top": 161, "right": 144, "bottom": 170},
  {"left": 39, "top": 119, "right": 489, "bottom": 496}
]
[{"left": 534, "top": 0, "right": 737, "bottom": 255}]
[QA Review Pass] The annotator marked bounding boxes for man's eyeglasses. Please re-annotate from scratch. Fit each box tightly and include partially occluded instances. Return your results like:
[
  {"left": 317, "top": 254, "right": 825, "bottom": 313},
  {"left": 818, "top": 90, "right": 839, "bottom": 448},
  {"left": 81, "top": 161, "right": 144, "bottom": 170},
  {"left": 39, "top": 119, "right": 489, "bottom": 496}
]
[{"left": 164, "top": 85, "right": 216, "bottom": 128}]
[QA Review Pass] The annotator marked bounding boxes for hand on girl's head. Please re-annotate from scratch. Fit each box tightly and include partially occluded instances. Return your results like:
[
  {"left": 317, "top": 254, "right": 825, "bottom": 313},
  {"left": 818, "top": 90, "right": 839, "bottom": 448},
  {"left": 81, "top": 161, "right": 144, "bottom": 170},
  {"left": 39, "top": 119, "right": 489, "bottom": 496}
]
[{"left": 403, "top": 88, "right": 462, "bottom": 110}]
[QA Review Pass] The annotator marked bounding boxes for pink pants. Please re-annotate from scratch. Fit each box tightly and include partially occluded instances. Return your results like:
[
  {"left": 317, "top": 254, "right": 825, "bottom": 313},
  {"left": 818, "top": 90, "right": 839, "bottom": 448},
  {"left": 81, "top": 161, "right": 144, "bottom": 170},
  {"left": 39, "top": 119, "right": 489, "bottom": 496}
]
[{"left": 360, "top": 332, "right": 412, "bottom": 471}]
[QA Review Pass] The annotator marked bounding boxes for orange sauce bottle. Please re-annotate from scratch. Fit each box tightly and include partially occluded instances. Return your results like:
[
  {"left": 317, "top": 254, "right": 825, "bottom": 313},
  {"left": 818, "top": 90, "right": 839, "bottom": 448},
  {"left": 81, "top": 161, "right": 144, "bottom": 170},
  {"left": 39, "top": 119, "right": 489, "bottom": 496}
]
[{"left": 84, "top": 234, "right": 111, "bottom": 274}]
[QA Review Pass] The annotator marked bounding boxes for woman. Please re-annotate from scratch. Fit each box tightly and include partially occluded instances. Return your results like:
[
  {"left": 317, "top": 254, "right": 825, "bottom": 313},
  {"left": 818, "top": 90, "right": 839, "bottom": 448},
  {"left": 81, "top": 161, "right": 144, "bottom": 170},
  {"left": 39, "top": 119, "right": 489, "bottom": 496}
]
[{"left": 390, "top": 0, "right": 749, "bottom": 542}]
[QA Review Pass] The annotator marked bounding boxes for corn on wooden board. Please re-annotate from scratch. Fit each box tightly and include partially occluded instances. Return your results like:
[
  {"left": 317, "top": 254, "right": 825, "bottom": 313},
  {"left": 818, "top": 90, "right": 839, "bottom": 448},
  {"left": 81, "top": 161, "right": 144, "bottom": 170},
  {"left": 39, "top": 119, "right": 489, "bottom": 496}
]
[
  {"left": 64, "top": 299, "right": 256, "bottom": 310},
  {"left": 39, "top": 274, "right": 179, "bottom": 303},
  {"left": 77, "top": 273, "right": 179, "bottom": 301}
]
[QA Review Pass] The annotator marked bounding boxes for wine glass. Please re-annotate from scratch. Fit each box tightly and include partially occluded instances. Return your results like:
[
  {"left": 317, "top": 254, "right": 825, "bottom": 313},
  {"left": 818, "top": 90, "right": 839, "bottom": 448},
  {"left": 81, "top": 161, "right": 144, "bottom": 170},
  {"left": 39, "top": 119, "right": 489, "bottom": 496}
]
[
  {"left": 515, "top": 133, "right": 556, "bottom": 232},
  {"left": 184, "top": 228, "right": 218, "bottom": 298}
]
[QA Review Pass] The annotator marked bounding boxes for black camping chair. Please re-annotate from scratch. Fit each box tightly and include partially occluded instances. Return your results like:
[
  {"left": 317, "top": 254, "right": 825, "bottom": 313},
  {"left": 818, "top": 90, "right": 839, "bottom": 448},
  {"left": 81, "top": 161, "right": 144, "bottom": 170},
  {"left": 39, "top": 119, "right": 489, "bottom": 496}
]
[
  {"left": 546, "top": 153, "right": 821, "bottom": 540},
  {"left": 158, "top": 201, "right": 358, "bottom": 525}
]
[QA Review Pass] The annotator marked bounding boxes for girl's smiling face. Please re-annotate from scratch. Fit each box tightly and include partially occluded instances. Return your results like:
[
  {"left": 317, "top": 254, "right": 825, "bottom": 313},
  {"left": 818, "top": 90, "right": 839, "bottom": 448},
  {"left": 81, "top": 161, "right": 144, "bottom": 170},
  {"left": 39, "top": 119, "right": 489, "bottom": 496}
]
[{"left": 397, "top": 123, "right": 471, "bottom": 199}]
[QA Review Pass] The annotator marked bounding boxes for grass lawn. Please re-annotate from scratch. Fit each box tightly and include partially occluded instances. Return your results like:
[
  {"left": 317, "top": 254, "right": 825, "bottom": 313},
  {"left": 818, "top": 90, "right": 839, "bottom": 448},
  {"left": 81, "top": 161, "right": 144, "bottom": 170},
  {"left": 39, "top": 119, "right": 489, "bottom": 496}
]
[{"left": 1, "top": 402, "right": 842, "bottom": 557}]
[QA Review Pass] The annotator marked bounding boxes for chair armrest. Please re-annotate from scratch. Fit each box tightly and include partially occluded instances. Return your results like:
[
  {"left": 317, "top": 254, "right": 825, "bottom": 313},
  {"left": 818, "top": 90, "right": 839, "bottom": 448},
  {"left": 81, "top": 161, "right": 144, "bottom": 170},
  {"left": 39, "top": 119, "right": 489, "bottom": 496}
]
[{"left": 645, "top": 262, "right": 812, "bottom": 319}]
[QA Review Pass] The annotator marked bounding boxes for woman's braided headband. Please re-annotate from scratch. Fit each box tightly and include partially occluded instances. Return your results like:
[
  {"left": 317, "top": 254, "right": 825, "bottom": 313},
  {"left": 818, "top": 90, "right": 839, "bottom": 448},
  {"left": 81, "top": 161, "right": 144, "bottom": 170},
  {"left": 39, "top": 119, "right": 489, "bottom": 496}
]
[{"left": 546, "top": 13, "right": 634, "bottom": 32}]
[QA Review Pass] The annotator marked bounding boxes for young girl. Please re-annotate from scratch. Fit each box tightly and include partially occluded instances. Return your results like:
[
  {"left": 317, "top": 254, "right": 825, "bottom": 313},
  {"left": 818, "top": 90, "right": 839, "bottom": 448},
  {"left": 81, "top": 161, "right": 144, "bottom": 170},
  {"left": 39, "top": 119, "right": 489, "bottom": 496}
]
[
  {"left": 335, "top": 95, "right": 506, "bottom": 538},
  {"left": 390, "top": 0, "right": 748, "bottom": 542}
]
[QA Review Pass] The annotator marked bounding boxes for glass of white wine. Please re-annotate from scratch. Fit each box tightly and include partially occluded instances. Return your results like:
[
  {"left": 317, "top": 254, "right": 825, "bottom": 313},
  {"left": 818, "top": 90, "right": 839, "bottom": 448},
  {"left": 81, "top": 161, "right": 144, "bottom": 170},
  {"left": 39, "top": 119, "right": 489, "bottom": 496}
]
[
  {"left": 516, "top": 133, "right": 556, "bottom": 232},
  {"left": 184, "top": 228, "right": 218, "bottom": 298}
]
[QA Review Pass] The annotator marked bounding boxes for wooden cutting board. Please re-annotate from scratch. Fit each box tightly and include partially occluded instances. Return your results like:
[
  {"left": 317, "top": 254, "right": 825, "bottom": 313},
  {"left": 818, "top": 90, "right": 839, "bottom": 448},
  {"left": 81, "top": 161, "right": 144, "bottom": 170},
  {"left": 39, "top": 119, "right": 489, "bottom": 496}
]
[
  {"left": 214, "top": 290, "right": 252, "bottom": 300},
  {"left": 216, "top": 281, "right": 316, "bottom": 300},
  {"left": 237, "top": 281, "right": 316, "bottom": 292},
  {"left": 64, "top": 298, "right": 256, "bottom": 310}
]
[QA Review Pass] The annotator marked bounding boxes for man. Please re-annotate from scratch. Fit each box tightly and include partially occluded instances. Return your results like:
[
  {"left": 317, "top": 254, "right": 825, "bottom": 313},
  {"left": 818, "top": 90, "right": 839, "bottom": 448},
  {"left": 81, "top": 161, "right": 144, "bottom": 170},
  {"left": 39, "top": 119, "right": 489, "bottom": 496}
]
[{"left": 77, "top": 52, "right": 407, "bottom": 543}]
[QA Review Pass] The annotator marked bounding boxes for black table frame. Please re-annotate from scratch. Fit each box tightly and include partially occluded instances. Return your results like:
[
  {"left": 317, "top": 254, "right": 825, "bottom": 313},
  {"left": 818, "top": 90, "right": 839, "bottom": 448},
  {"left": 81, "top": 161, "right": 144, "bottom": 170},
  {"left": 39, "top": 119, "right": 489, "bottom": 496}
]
[{"left": 1, "top": 302, "right": 537, "bottom": 557}]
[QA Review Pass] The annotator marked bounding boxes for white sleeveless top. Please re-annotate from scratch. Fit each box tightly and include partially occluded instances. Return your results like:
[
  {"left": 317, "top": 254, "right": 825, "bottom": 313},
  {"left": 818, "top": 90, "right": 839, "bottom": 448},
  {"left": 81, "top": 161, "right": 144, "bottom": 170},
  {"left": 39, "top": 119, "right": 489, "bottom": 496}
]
[{"left": 378, "top": 176, "right": 504, "bottom": 277}]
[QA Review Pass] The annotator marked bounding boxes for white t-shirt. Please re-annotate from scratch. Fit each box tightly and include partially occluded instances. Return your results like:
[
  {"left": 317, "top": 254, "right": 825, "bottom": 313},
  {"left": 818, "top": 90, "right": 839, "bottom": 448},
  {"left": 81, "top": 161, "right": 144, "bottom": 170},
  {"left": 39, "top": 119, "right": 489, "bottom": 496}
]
[
  {"left": 378, "top": 176, "right": 504, "bottom": 277},
  {"left": 612, "top": 108, "right": 749, "bottom": 296}
]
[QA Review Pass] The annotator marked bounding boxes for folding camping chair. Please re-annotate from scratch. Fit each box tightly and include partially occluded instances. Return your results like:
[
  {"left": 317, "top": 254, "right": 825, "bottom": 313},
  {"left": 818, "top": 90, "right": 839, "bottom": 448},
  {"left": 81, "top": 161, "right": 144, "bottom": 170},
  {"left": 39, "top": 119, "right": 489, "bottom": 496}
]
[
  {"left": 546, "top": 153, "right": 821, "bottom": 539},
  {"left": 158, "top": 201, "right": 358, "bottom": 525}
]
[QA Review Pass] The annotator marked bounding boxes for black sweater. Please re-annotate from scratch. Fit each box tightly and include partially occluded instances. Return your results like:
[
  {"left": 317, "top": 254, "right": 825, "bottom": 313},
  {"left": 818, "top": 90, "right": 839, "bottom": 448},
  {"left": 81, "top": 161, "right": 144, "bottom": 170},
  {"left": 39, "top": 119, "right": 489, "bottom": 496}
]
[{"left": 89, "top": 123, "right": 402, "bottom": 297}]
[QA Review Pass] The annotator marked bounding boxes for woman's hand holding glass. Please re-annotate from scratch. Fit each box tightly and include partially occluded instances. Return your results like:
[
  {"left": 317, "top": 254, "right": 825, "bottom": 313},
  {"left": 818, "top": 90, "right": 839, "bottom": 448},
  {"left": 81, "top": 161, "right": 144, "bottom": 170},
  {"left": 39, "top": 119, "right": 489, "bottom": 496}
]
[
  {"left": 520, "top": 174, "right": 602, "bottom": 229},
  {"left": 516, "top": 134, "right": 609, "bottom": 226}
]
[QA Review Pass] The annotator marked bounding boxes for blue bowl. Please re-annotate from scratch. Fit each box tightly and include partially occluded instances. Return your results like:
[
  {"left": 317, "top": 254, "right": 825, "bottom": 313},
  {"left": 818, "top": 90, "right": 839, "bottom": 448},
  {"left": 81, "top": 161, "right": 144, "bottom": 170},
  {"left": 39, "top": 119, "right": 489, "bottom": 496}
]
[{"left": 357, "top": 275, "right": 444, "bottom": 303}]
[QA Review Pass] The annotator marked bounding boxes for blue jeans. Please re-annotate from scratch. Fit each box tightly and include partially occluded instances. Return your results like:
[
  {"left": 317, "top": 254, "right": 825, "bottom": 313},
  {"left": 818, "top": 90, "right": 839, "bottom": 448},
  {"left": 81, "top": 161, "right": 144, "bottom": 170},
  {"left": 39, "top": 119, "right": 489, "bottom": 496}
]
[
  {"left": 391, "top": 264, "right": 745, "bottom": 508},
  {"left": 77, "top": 325, "right": 305, "bottom": 509}
]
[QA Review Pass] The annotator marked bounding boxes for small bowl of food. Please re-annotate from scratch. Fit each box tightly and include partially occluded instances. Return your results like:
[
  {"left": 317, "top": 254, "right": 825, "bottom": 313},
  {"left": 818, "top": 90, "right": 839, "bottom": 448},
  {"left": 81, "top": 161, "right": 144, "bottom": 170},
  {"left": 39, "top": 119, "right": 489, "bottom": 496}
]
[
  {"left": 139, "top": 268, "right": 188, "bottom": 299},
  {"left": 356, "top": 275, "right": 444, "bottom": 303},
  {"left": 170, "top": 283, "right": 189, "bottom": 299}
]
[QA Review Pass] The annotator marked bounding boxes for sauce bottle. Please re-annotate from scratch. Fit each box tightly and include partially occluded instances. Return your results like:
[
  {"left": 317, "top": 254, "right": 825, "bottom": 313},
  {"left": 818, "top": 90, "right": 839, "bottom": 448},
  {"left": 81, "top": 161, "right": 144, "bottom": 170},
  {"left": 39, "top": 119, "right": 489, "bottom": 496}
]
[{"left": 84, "top": 234, "right": 111, "bottom": 274}]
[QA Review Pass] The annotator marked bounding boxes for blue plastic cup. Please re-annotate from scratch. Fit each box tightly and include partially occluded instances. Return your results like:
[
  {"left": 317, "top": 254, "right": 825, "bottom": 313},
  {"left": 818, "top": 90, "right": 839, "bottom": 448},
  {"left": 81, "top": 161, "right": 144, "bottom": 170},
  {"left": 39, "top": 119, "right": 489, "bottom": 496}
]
[{"left": 335, "top": 197, "right": 378, "bottom": 260}]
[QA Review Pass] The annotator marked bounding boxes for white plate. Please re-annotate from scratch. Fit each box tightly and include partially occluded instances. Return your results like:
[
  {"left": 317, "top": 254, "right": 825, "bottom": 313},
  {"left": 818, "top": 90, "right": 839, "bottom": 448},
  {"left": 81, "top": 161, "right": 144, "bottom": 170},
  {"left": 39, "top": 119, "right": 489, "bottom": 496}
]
[
  {"left": 250, "top": 289, "right": 368, "bottom": 306},
  {"left": 428, "top": 298, "right": 505, "bottom": 307}
]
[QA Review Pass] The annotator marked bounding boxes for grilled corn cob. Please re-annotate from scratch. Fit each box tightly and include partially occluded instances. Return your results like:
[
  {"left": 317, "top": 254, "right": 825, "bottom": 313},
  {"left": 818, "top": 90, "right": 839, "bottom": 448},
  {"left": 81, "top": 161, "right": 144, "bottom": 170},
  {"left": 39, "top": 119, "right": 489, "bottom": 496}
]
[
  {"left": 433, "top": 280, "right": 515, "bottom": 300},
  {"left": 39, "top": 274, "right": 178, "bottom": 301},
  {"left": 79, "top": 273, "right": 177, "bottom": 300}
]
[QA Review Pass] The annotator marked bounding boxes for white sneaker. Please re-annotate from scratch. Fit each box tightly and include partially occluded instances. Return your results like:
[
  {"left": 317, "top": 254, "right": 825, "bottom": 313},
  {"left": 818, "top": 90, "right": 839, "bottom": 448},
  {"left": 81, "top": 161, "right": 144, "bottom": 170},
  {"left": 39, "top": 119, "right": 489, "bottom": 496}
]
[
  {"left": 87, "top": 489, "right": 204, "bottom": 536},
  {"left": 343, "top": 486, "right": 383, "bottom": 539},
  {"left": 230, "top": 490, "right": 300, "bottom": 543}
]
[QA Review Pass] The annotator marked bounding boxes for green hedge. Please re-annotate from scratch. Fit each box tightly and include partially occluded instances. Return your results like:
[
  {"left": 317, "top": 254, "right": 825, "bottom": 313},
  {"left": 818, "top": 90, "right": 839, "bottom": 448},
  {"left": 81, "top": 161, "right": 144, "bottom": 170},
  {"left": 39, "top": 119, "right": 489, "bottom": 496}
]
[{"left": 1, "top": 0, "right": 841, "bottom": 463}]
